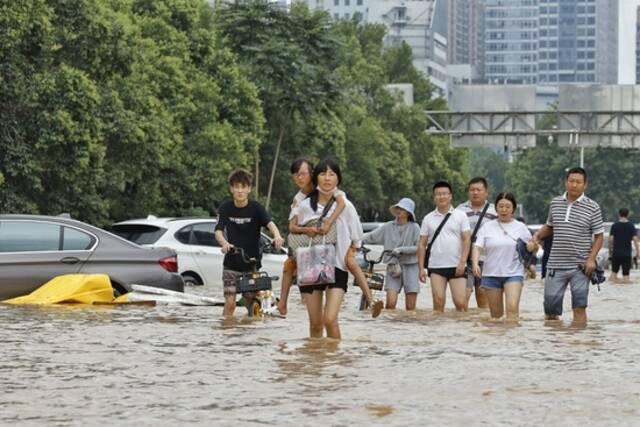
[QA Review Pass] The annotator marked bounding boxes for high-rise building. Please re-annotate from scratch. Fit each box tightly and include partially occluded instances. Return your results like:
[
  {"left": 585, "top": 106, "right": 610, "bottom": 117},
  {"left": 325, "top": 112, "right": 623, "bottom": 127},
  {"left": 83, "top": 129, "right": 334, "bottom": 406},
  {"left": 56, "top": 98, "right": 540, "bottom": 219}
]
[
  {"left": 538, "top": 0, "right": 617, "bottom": 84},
  {"left": 636, "top": 5, "right": 640, "bottom": 84},
  {"left": 480, "top": 0, "right": 618, "bottom": 85},
  {"left": 309, "top": 0, "right": 448, "bottom": 96},
  {"left": 308, "top": 0, "right": 368, "bottom": 22},
  {"left": 483, "top": 0, "right": 539, "bottom": 84},
  {"left": 447, "top": 0, "right": 485, "bottom": 76},
  {"left": 368, "top": 0, "right": 448, "bottom": 95}
]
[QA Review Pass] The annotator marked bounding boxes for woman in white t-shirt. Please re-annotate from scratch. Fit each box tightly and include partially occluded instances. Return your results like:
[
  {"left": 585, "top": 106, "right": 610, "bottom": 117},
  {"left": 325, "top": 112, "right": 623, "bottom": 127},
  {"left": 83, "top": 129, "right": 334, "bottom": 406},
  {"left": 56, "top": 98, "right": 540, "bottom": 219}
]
[
  {"left": 291, "top": 158, "right": 363, "bottom": 339},
  {"left": 472, "top": 192, "right": 538, "bottom": 321},
  {"left": 277, "top": 158, "right": 315, "bottom": 316}
]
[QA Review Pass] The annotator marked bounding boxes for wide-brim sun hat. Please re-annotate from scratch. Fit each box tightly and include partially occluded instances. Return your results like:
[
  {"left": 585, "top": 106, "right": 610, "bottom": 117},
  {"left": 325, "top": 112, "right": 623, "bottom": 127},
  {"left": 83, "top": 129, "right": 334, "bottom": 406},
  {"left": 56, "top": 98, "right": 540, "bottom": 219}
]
[{"left": 389, "top": 197, "right": 416, "bottom": 222}]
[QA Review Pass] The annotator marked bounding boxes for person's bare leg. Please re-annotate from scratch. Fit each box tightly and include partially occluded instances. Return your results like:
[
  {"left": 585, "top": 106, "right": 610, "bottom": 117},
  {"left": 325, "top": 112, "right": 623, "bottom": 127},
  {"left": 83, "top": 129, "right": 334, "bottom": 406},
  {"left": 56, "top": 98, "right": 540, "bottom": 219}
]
[
  {"left": 323, "top": 288, "right": 345, "bottom": 339},
  {"left": 386, "top": 289, "right": 399, "bottom": 309},
  {"left": 450, "top": 278, "right": 468, "bottom": 311},
  {"left": 346, "top": 256, "right": 373, "bottom": 306},
  {"left": 465, "top": 285, "right": 473, "bottom": 310},
  {"left": 622, "top": 275, "right": 631, "bottom": 284},
  {"left": 405, "top": 292, "right": 418, "bottom": 310},
  {"left": 484, "top": 288, "right": 504, "bottom": 319},
  {"left": 223, "top": 294, "right": 236, "bottom": 317},
  {"left": 243, "top": 293, "right": 255, "bottom": 315},
  {"left": 474, "top": 285, "right": 489, "bottom": 309},
  {"left": 572, "top": 307, "right": 587, "bottom": 325},
  {"left": 278, "top": 268, "right": 294, "bottom": 315},
  {"left": 430, "top": 274, "right": 448, "bottom": 312},
  {"left": 305, "top": 291, "right": 325, "bottom": 338},
  {"left": 504, "top": 281, "right": 523, "bottom": 321},
  {"left": 608, "top": 272, "right": 618, "bottom": 283}
]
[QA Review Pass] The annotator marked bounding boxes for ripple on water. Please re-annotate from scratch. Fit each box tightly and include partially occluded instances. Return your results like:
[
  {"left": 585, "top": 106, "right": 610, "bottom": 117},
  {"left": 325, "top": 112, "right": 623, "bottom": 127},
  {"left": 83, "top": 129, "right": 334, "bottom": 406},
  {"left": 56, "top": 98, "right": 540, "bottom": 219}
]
[{"left": 2, "top": 274, "right": 640, "bottom": 425}]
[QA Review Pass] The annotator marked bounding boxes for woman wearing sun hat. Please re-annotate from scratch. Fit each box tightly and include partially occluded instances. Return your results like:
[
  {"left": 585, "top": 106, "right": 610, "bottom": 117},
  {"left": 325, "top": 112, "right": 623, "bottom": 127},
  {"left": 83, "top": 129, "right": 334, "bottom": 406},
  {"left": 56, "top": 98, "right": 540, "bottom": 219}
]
[{"left": 362, "top": 198, "right": 422, "bottom": 310}]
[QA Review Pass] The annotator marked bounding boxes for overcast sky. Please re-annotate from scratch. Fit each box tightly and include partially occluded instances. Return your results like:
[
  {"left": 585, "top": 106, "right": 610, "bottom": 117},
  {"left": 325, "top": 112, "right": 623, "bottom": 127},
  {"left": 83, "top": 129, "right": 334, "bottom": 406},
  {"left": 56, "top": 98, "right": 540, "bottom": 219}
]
[{"left": 619, "top": 0, "right": 640, "bottom": 83}]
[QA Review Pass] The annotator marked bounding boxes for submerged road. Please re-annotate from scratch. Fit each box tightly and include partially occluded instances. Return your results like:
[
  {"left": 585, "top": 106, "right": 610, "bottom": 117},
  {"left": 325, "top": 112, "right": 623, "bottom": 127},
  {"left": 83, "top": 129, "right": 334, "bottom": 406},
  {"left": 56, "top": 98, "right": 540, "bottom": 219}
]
[{"left": 1, "top": 272, "right": 639, "bottom": 426}]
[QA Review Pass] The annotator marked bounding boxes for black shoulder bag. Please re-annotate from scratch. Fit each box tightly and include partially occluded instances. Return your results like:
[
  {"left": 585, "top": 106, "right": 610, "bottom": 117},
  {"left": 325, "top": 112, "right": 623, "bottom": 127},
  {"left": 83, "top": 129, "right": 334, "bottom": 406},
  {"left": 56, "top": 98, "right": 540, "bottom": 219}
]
[
  {"left": 425, "top": 213, "right": 452, "bottom": 271},
  {"left": 467, "top": 203, "right": 491, "bottom": 265}
]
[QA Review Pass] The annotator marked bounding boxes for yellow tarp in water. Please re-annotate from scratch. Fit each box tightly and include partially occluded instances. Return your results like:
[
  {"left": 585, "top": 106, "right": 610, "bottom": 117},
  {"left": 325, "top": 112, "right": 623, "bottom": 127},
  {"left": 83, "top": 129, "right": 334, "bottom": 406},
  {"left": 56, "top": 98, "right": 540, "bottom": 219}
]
[{"left": 3, "top": 274, "right": 115, "bottom": 305}]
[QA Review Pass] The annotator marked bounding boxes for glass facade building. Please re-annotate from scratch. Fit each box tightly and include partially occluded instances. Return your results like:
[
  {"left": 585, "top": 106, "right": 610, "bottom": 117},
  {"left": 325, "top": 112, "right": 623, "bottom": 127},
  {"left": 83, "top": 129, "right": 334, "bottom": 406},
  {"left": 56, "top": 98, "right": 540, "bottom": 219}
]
[
  {"left": 482, "top": 0, "right": 618, "bottom": 84},
  {"left": 448, "top": 0, "right": 485, "bottom": 74},
  {"left": 637, "top": 5, "right": 640, "bottom": 84},
  {"left": 484, "top": 0, "right": 538, "bottom": 84}
]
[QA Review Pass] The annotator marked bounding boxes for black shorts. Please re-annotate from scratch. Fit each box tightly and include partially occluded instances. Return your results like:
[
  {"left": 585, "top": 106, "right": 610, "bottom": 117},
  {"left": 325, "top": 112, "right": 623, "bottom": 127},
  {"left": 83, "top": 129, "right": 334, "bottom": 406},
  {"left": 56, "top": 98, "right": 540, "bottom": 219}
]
[
  {"left": 299, "top": 268, "right": 348, "bottom": 294},
  {"left": 611, "top": 256, "right": 632, "bottom": 276},
  {"left": 428, "top": 267, "right": 467, "bottom": 280}
]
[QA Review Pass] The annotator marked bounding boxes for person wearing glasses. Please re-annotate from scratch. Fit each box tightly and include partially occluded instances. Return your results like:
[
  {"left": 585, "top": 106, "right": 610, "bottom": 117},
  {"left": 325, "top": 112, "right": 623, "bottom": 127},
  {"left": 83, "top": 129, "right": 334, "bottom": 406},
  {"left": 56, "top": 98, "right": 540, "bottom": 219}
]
[
  {"left": 418, "top": 181, "right": 471, "bottom": 312},
  {"left": 278, "top": 158, "right": 380, "bottom": 317}
]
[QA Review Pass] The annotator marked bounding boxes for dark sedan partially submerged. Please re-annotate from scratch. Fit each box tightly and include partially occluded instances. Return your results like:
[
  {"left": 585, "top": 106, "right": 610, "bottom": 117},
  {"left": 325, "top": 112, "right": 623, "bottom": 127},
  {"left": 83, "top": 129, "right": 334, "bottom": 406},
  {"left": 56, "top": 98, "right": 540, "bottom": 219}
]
[{"left": 0, "top": 214, "right": 184, "bottom": 300}]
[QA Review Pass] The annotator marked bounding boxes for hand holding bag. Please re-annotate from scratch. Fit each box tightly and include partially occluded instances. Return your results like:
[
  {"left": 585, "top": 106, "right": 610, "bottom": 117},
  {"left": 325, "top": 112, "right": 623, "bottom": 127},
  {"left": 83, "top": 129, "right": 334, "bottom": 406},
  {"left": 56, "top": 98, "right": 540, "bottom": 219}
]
[
  {"left": 296, "top": 238, "right": 336, "bottom": 286},
  {"left": 288, "top": 197, "right": 336, "bottom": 257}
]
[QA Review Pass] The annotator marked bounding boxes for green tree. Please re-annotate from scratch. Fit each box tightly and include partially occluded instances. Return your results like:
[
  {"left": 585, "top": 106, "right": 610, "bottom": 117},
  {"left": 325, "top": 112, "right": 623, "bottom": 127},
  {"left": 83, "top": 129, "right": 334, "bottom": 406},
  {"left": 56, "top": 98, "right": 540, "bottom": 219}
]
[
  {"left": 468, "top": 147, "right": 510, "bottom": 194},
  {"left": 215, "top": 1, "right": 341, "bottom": 209},
  {"left": 0, "top": 0, "right": 263, "bottom": 225}
]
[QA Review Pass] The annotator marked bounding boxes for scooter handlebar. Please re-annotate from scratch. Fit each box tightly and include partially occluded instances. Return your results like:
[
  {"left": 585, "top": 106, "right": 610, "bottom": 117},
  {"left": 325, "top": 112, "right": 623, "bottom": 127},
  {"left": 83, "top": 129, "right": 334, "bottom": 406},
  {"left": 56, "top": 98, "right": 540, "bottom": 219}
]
[
  {"left": 362, "top": 247, "right": 393, "bottom": 264},
  {"left": 227, "top": 246, "right": 256, "bottom": 265}
]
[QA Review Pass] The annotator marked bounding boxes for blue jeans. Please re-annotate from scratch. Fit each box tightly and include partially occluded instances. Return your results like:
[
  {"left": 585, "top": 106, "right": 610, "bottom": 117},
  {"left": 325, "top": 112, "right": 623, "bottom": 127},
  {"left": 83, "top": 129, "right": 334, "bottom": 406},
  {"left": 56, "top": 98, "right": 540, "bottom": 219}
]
[
  {"left": 544, "top": 267, "right": 589, "bottom": 316},
  {"left": 480, "top": 276, "right": 524, "bottom": 289}
]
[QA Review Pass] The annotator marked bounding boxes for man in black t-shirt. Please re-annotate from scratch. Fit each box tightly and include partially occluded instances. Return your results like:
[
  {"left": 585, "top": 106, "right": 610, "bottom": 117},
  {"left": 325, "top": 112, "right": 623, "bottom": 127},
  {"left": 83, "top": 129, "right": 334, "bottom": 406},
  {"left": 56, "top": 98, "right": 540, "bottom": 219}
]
[
  {"left": 608, "top": 208, "right": 640, "bottom": 284},
  {"left": 214, "top": 169, "right": 284, "bottom": 316}
]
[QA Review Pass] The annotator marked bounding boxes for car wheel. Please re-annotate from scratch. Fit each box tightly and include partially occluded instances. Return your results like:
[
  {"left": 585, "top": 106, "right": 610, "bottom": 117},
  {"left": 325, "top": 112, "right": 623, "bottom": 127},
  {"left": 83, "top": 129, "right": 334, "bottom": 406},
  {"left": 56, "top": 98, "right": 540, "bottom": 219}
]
[{"left": 182, "top": 273, "right": 202, "bottom": 286}]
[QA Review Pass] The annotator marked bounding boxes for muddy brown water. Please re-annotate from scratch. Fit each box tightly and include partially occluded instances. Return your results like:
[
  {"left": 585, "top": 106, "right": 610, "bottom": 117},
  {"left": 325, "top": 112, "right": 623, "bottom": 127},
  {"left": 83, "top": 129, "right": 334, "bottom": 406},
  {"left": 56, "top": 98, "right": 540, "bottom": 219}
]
[{"left": 2, "top": 272, "right": 640, "bottom": 426}]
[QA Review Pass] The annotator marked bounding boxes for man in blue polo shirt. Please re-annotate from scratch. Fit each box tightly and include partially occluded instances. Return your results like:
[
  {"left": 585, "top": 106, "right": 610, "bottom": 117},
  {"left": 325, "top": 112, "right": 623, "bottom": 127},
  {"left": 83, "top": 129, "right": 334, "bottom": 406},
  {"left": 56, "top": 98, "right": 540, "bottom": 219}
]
[{"left": 529, "top": 167, "right": 604, "bottom": 324}]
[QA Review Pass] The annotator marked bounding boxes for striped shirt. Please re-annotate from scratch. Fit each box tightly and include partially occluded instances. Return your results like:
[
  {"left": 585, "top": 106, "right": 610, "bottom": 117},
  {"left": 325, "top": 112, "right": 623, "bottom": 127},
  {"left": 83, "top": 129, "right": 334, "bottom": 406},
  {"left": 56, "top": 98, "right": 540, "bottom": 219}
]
[
  {"left": 546, "top": 192, "right": 604, "bottom": 268},
  {"left": 456, "top": 201, "right": 498, "bottom": 238},
  {"left": 456, "top": 201, "right": 497, "bottom": 262}
]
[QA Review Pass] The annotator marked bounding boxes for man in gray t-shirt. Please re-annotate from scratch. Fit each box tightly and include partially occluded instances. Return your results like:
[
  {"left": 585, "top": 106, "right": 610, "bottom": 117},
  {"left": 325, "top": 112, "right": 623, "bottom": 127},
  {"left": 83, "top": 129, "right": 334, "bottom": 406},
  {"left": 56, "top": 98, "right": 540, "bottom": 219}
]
[{"left": 456, "top": 177, "right": 497, "bottom": 310}]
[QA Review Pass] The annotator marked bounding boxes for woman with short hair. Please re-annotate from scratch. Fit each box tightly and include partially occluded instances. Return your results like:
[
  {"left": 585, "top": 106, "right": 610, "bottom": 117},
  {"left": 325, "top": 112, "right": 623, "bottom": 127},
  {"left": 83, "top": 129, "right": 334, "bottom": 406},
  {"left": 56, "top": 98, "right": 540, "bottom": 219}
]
[
  {"left": 471, "top": 192, "right": 537, "bottom": 321},
  {"left": 363, "top": 198, "right": 421, "bottom": 310}
]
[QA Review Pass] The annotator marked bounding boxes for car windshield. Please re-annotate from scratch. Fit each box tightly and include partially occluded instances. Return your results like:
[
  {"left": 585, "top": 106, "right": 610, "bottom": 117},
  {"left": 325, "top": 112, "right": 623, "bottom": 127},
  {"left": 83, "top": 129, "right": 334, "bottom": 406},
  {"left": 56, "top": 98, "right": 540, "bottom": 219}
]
[{"left": 111, "top": 224, "right": 167, "bottom": 245}]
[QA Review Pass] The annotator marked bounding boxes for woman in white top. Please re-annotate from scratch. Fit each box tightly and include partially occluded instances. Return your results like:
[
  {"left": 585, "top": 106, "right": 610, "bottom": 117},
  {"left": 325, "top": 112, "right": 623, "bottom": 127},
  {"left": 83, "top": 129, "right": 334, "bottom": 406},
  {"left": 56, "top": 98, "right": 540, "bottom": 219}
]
[
  {"left": 472, "top": 192, "right": 538, "bottom": 321},
  {"left": 279, "top": 159, "right": 378, "bottom": 317},
  {"left": 278, "top": 158, "right": 315, "bottom": 315},
  {"left": 291, "top": 158, "right": 363, "bottom": 339}
]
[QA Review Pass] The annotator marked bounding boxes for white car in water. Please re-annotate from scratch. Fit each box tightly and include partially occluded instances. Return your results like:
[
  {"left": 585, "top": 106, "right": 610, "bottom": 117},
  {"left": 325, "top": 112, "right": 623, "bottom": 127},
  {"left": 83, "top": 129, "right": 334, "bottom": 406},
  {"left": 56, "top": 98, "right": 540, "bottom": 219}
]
[{"left": 111, "top": 217, "right": 287, "bottom": 287}]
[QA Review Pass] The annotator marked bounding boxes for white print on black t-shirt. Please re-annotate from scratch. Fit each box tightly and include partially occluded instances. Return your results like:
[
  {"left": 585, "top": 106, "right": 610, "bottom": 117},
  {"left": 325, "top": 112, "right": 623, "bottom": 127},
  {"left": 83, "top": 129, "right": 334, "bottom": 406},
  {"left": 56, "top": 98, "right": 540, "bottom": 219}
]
[{"left": 229, "top": 217, "right": 252, "bottom": 224}]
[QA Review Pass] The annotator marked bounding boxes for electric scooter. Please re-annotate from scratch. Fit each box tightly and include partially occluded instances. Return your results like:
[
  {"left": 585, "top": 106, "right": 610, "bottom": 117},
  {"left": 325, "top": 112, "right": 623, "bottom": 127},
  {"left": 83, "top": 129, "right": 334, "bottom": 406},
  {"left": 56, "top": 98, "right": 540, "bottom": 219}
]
[
  {"left": 354, "top": 246, "right": 392, "bottom": 310},
  {"left": 228, "top": 247, "right": 280, "bottom": 317}
]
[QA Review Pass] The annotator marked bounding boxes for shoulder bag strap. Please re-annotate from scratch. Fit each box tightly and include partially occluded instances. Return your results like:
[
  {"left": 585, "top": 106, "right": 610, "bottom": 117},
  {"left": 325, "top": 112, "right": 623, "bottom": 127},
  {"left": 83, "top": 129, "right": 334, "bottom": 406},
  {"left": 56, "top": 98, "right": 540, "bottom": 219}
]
[
  {"left": 306, "top": 196, "right": 336, "bottom": 246},
  {"left": 425, "top": 213, "right": 452, "bottom": 267},
  {"left": 471, "top": 203, "right": 491, "bottom": 243},
  {"left": 317, "top": 196, "right": 336, "bottom": 226},
  {"left": 497, "top": 221, "right": 518, "bottom": 242},
  {"left": 467, "top": 203, "right": 491, "bottom": 263}
]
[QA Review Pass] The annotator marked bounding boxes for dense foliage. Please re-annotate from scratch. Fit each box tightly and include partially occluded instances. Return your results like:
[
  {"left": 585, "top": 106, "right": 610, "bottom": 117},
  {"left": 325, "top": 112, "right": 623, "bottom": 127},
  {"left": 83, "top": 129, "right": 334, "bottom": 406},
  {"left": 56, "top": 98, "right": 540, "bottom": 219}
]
[
  {"left": 0, "top": 0, "right": 467, "bottom": 228},
  {"left": 469, "top": 112, "right": 640, "bottom": 224}
]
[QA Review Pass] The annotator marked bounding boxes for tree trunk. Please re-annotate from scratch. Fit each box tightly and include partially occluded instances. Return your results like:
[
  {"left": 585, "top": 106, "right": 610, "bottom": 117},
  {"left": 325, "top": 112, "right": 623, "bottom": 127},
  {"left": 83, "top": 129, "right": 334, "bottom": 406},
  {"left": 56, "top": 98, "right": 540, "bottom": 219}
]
[
  {"left": 254, "top": 154, "right": 259, "bottom": 197},
  {"left": 265, "top": 112, "right": 290, "bottom": 210}
]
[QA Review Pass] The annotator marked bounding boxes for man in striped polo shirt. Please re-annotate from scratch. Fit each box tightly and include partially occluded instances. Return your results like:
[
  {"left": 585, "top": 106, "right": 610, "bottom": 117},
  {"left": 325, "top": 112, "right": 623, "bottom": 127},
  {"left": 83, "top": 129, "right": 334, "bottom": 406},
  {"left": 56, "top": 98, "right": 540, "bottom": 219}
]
[
  {"left": 456, "top": 177, "right": 497, "bottom": 309},
  {"left": 529, "top": 167, "right": 604, "bottom": 324}
]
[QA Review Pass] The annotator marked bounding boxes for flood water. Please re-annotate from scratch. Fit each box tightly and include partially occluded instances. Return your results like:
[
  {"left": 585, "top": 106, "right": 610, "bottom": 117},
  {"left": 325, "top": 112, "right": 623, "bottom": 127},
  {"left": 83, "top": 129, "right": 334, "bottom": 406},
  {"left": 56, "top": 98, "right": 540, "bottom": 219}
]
[{"left": 2, "top": 272, "right": 640, "bottom": 426}]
